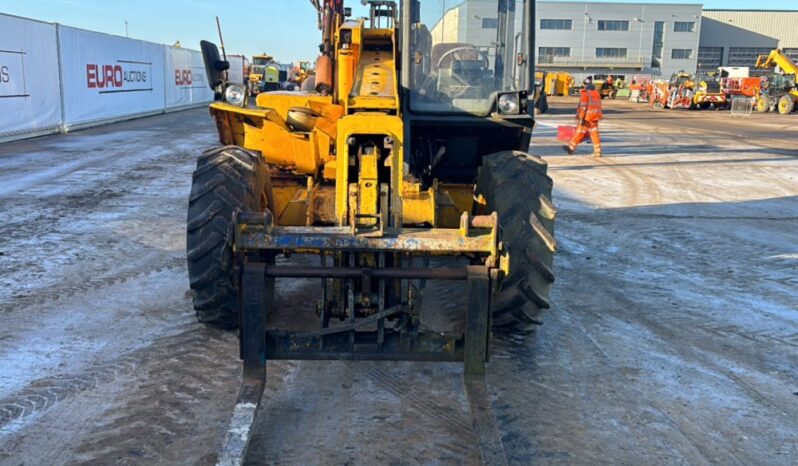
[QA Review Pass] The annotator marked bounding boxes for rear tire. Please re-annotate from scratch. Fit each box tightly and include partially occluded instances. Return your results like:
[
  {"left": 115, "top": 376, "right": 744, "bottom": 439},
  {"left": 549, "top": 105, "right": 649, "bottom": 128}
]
[
  {"left": 778, "top": 95, "right": 795, "bottom": 115},
  {"left": 186, "top": 146, "right": 269, "bottom": 329},
  {"left": 478, "top": 151, "right": 556, "bottom": 333}
]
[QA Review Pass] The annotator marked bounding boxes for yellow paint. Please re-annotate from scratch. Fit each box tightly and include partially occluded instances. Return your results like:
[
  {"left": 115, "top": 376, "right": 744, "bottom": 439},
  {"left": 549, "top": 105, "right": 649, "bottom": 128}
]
[
  {"left": 334, "top": 113, "right": 403, "bottom": 226},
  {"left": 356, "top": 149, "right": 379, "bottom": 227},
  {"left": 207, "top": 13, "right": 497, "bottom": 264}
]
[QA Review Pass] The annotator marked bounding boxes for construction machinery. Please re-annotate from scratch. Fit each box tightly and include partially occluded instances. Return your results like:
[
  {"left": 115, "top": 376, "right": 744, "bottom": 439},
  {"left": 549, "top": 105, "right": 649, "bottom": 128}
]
[
  {"left": 691, "top": 72, "right": 727, "bottom": 109},
  {"left": 289, "top": 60, "right": 315, "bottom": 91},
  {"left": 629, "top": 74, "right": 652, "bottom": 103},
  {"left": 248, "top": 53, "right": 278, "bottom": 95},
  {"left": 589, "top": 74, "right": 619, "bottom": 99},
  {"left": 539, "top": 71, "right": 573, "bottom": 96},
  {"left": 721, "top": 76, "right": 760, "bottom": 100},
  {"left": 652, "top": 72, "right": 695, "bottom": 109},
  {"left": 192, "top": 0, "right": 554, "bottom": 462},
  {"left": 754, "top": 49, "right": 798, "bottom": 114}
]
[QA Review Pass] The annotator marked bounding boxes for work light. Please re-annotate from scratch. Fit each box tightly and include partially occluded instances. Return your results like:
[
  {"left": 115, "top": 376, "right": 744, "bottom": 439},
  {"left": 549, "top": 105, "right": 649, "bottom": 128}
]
[
  {"left": 224, "top": 84, "right": 246, "bottom": 107},
  {"left": 498, "top": 93, "right": 520, "bottom": 114}
]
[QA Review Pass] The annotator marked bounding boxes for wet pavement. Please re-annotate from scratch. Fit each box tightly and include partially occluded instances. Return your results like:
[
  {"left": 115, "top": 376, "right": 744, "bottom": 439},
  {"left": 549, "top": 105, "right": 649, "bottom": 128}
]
[{"left": 0, "top": 102, "right": 797, "bottom": 465}]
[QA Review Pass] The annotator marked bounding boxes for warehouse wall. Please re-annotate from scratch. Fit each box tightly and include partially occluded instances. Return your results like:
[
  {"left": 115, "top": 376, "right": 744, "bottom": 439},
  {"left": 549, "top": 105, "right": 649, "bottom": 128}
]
[
  {"left": 699, "top": 10, "right": 798, "bottom": 69},
  {"left": 536, "top": 2, "right": 702, "bottom": 79},
  {"left": 429, "top": 1, "right": 703, "bottom": 81}
]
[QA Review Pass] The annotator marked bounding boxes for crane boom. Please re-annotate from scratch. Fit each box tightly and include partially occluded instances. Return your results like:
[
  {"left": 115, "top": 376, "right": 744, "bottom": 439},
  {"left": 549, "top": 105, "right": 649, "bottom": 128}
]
[{"left": 755, "top": 49, "right": 798, "bottom": 75}]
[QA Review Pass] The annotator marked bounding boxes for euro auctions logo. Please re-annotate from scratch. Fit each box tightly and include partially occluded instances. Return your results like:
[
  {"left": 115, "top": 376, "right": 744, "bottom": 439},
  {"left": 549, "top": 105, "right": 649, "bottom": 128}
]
[
  {"left": 0, "top": 50, "right": 29, "bottom": 98},
  {"left": 174, "top": 68, "right": 205, "bottom": 88},
  {"left": 86, "top": 60, "right": 152, "bottom": 94},
  {"left": 175, "top": 69, "right": 192, "bottom": 86}
]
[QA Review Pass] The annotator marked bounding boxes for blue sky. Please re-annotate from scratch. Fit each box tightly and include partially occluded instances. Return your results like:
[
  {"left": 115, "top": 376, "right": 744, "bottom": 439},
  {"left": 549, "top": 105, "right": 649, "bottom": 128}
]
[{"left": 0, "top": 0, "right": 793, "bottom": 63}]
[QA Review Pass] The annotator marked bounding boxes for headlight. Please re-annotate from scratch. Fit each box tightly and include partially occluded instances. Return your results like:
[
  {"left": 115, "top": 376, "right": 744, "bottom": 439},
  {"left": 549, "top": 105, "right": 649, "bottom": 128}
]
[
  {"left": 498, "top": 93, "right": 520, "bottom": 114},
  {"left": 224, "top": 84, "right": 246, "bottom": 107}
]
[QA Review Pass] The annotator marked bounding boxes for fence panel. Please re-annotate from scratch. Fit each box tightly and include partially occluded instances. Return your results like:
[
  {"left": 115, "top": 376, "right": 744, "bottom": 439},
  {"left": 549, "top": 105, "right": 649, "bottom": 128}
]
[
  {"left": 0, "top": 14, "right": 62, "bottom": 141},
  {"left": 730, "top": 96, "right": 754, "bottom": 118},
  {"left": 59, "top": 26, "right": 165, "bottom": 129},
  {"left": 164, "top": 45, "right": 213, "bottom": 110}
]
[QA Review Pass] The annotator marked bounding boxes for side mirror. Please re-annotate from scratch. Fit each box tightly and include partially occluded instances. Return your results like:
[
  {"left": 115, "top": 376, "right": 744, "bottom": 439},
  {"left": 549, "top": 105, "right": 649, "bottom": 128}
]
[{"left": 200, "top": 40, "right": 229, "bottom": 90}]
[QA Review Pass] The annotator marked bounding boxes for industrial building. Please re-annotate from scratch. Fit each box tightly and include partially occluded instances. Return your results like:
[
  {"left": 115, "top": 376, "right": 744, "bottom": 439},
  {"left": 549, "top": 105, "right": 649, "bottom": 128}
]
[
  {"left": 430, "top": 1, "right": 797, "bottom": 81},
  {"left": 535, "top": 1, "right": 703, "bottom": 80},
  {"left": 698, "top": 10, "right": 798, "bottom": 72}
]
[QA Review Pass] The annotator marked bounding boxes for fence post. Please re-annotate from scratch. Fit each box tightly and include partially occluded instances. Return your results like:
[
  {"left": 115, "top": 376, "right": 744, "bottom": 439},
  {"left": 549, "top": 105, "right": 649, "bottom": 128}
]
[{"left": 55, "top": 23, "right": 67, "bottom": 134}]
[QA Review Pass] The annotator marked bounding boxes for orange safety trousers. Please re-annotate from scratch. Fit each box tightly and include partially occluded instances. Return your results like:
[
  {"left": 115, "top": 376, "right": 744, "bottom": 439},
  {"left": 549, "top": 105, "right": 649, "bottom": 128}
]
[{"left": 568, "top": 121, "right": 601, "bottom": 156}]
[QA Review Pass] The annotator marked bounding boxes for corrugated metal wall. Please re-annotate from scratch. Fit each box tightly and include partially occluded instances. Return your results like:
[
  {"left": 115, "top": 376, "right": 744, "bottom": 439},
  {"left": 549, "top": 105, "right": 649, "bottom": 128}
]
[{"left": 701, "top": 11, "right": 798, "bottom": 48}]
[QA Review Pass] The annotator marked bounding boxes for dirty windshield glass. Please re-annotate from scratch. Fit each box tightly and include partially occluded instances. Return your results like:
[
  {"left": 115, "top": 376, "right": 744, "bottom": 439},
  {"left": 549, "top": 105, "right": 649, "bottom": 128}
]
[{"left": 408, "top": 0, "right": 525, "bottom": 114}]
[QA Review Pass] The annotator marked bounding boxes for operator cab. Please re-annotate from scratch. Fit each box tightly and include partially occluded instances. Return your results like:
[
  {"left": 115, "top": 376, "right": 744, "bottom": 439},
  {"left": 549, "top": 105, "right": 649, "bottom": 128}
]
[{"left": 404, "top": 0, "right": 533, "bottom": 117}]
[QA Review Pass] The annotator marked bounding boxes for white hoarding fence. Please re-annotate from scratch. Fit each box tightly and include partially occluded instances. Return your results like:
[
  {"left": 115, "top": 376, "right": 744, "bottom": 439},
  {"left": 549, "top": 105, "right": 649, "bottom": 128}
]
[
  {"left": 0, "top": 14, "right": 238, "bottom": 142},
  {"left": 0, "top": 14, "right": 62, "bottom": 141},
  {"left": 164, "top": 45, "right": 214, "bottom": 110},
  {"left": 58, "top": 26, "right": 165, "bottom": 129}
]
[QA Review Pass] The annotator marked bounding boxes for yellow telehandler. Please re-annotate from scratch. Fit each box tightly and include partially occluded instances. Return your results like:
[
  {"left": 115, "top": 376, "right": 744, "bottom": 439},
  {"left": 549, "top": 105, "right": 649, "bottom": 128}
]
[
  {"left": 754, "top": 48, "right": 798, "bottom": 114},
  {"left": 191, "top": 1, "right": 555, "bottom": 462}
]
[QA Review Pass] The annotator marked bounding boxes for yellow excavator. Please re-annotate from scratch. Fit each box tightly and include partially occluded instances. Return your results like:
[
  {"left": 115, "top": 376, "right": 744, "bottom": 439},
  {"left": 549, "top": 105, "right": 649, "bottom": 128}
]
[
  {"left": 193, "top": 0, "right": 554, "bottom": 462},
  {"left": 754, "top": 48, "right": 798, "bottom": 114}
]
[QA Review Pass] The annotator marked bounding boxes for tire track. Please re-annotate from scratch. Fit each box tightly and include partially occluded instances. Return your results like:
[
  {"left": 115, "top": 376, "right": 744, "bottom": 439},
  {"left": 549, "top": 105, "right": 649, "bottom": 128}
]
[
  {"left": 362, "top": 365, "right": 477, "bottom": 458},
  {"left": 66, "top": 331, "right": 239, "bottom": 465},
  {"left": 0, "top": 255, "right": 187, "bottom": 314},
  {"left": 0, "top": 324, "right": 229, "bottom": 431},
  {"left": 578, "top": 266, "right": 798, "bottom": 421},
  {"left": 697, "top": 325, "right": 798, "bottom": 349}
]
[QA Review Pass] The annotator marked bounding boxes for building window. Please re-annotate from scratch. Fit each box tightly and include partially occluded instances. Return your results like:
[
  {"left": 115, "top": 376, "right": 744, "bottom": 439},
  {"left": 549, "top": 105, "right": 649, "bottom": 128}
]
[
  {"left": 540, "top": 19, "right": 572, "bottom": 30},
  {"left": 673, "top": 21, "right": 695, "bottom": 32},
  {"left": 672, "top": 49, "right": 693, "bottom": 59},
  {"left": 539, "top": 47, "right": 571, "bottom": 63},
  {"left": 597, "top": 20, "right": 630, "bottom": 31},
  {"left": 539, "top": 47, "right": 570, "bottom": 57},
  {"left": 651, "top": 21, "right": 664, "bottom": 68},
  {"left": 728, "top": 47, "right": 772, "bottom": 67},
  {"left": 596, "top": 48, "right": 628, "bottom": 58},
  {"left": 481, "top": 18, "right": 498, "bottom": 29},
  {"left": 698, "top": 47, "right": 723, "bottom": 71},
  {"left": 784, "top": 48, "right": 798, "bottom": 63}
]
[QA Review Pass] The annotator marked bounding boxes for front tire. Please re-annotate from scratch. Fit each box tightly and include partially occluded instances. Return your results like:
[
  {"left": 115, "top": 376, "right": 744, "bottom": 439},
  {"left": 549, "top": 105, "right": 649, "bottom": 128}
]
[
  {"left": 778, "top": 95, "right": 795, "bottom": 115},
  {"left": 478, "top": 151, "right": 556, "bottom": 333},
  {"left": 186, "top": 146, "right": 270, "bottom": 328}
]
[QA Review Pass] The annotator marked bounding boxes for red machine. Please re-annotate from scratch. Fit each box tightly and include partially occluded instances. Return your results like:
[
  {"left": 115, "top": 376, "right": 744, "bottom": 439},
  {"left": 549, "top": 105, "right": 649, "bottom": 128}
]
[
  {"left": 722, "top": 77, "right": 761, "bottom": 98},
  {"left": 629, "top": 74, "right": 652, "bottom": 102}
]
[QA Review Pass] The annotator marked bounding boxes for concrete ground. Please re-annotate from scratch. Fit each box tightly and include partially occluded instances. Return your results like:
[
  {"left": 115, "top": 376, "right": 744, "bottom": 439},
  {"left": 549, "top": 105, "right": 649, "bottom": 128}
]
[{"left": 0, "top": 100, "right": 796, "bottom": 465}]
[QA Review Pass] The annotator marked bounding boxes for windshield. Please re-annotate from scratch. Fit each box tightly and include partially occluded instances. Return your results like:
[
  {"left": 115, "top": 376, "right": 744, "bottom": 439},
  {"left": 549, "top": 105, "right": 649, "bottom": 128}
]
[
  {"left": 408, "top": 0, "right": 527, "bottom": 115},
  {"left": 253, "top": 57, "right": 272, "bottom": 66}
]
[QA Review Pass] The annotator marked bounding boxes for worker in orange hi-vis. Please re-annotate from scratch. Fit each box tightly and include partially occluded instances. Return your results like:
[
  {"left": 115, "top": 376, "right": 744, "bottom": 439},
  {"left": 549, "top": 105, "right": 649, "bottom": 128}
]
[{"left": 563, "top": 77, "right": 603, "bottom": 157}]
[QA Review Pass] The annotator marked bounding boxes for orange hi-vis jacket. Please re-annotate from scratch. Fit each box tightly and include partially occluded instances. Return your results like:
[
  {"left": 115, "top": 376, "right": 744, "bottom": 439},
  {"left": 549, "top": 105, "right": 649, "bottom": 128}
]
[{"left": 577, "top": 89, "right": 603, "bottom": 122}]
